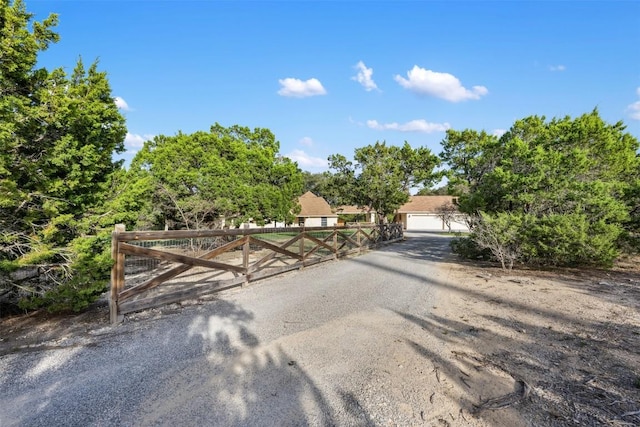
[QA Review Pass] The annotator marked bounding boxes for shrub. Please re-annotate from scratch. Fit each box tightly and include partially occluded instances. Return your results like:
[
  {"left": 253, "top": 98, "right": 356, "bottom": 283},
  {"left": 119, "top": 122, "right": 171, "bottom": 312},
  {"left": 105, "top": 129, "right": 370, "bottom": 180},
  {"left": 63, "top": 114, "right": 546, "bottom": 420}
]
[
  {"left": 450, "top": 236, "right": 492, "bottom": 261},
  {"left": 520, "top": 213, "right": 620, "bottom": 267},
  {"left": 17, "top": 232, "right": 113, "bottom": 313},
  {"left": 470, "top": 212, "right": 523, "bottom": 270}
]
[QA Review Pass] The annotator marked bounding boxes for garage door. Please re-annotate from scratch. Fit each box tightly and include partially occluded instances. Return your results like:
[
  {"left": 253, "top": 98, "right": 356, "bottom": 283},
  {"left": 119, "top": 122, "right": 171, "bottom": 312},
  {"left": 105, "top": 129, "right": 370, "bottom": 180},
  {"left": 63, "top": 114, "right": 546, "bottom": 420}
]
[{"left": 406, "top": 214, "right": 443, "bottom": 230}]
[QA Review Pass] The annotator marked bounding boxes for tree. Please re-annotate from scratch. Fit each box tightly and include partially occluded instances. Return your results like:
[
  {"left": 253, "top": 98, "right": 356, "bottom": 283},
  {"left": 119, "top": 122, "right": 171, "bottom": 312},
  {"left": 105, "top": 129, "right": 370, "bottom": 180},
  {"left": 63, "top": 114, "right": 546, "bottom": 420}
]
[
  {"left": 417, "top": 185, "right": 450, "bottom": 196},
  {"left": 327, "top": 141, "right": 440, "bottom": 222},
  {"left": 322, "top": 154, "right": 358, "bottom": 207},
  {"left": 443, "top": 111, "right": 640, "bottom": 267},
  {"left": 622, "top": 175, "right": 640, "bottom": 252},
  {"left": 301, "top": 171, "right": 325, "bottom": 194},
  {"left": 128, "top": 124, "right": 303, "bottom": 229},
  {"left": 439, "top": 129, "right": 500, "bottom": 211},
  {"left": 0, "top": 0, "right": 126, "bottom": 311},
  {"left": 471, "top": 212, "right": 522, "bottom": 270},
  {"left": 436, "top": 201, "right": 463, "bottom": 232},
  {"left": 1, "top": 3, "right": 125, "bottom": 236},
  {"left": 300, "top": 171, "right": 345, "bottom": 206}
]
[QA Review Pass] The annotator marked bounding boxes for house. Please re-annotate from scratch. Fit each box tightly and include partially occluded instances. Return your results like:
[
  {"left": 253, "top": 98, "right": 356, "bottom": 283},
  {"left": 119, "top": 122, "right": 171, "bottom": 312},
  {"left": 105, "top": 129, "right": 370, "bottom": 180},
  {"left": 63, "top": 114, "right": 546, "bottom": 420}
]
[
  {"left": 295, "top": 191, "right": 338, "bottom": 227},
  {"left": 395, "top": 196, "right": 469, "bottom": 231},
  {"left": 335, "top": 205, "right": 376, "bottom": 225}
]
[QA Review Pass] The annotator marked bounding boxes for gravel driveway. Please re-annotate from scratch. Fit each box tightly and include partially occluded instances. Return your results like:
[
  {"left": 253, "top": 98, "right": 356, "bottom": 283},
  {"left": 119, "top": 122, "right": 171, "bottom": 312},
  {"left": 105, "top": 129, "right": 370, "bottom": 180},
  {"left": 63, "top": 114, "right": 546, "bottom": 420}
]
[{"left": 0, "top": 232, "right": 455, "bottom": 426}]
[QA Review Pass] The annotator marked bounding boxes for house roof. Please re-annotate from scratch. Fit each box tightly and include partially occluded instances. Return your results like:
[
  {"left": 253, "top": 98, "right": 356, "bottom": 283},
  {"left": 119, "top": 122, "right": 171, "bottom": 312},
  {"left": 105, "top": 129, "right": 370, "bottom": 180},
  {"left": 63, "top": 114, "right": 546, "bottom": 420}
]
[
  {"left": 297, "top": 191, "right": 337, "bottom": 217},
  {"left": 397, "top": 196, "right": 459, "bottom": 213}
]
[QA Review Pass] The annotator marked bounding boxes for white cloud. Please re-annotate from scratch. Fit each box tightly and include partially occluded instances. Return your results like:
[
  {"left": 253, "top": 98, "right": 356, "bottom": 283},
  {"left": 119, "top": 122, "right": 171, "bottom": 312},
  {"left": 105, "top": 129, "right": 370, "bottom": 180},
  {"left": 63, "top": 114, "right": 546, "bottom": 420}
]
[
  {"left": 492, "top": 128, "right": 507, "bottom": 137},
  {"left": 285, "top": 149, "right": 328, "bottom": 168},
  {"left": 124, "top": 132, "right": 154, "bottom": 151},
  {"left": 114, "top": 96, "right": 130, "bottom": 111},
  {"left": 548, "top": 64, "right": 566, "bottom": 72},
  {"left": 277, "top": 78, "right": 327, "bottom": 98},
  {"left": 627, "top": 87, "right": 640, "bottom": 120},
  {"left": 299, "top": 136, "right": 314, "bottom": 147},
  {"left": 394, "top": 66, "right": 488, "bottom": 102},
  {"left": 627, "top": 101, "right": 640, "bottom": 120},
  {"left": 352, "top": 61, "right": 378, "bottom": 91},
  {"left": 366, "top": 119, "right": 451, "bottom": 133},
  {"left": 348, "top": 116, "right": 364, "bottom": 126}
]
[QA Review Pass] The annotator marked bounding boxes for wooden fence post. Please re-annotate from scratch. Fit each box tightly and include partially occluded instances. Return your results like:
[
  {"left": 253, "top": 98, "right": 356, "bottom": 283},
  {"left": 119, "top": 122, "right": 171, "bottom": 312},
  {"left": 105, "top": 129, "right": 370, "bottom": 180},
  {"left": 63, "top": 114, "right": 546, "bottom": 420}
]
[
  {"left": 333, "top": 225, "right": 338, "bottom": 259},
  {"left": 110, "top": 223, "right": 126, "bottom": 324},
  {"left": 357, "top": 223, "right": 362, "bottom": 254},
  {"left": 242, "top": 236, "right": 250, "bottom": 287}
]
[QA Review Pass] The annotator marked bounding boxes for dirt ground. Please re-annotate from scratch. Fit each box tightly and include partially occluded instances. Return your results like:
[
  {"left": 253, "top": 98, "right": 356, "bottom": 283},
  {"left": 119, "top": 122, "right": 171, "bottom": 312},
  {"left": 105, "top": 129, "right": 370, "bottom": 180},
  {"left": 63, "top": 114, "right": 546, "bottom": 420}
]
[
  {"left": 421, "top": 256, "right": 640, "bottom": 426},
  {"left": 1, "top": 254, "right": 639, "bottom": 426}
]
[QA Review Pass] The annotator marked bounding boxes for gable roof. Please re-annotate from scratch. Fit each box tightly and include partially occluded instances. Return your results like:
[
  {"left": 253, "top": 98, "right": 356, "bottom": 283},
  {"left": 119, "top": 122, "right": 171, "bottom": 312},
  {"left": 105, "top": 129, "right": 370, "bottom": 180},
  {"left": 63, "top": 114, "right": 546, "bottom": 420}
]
[
  {"left": 297, "top": 191, "right": 336, "bottom": 217},
  {"left": 397, "top": 196, "right": 459, "bottom": 213}
]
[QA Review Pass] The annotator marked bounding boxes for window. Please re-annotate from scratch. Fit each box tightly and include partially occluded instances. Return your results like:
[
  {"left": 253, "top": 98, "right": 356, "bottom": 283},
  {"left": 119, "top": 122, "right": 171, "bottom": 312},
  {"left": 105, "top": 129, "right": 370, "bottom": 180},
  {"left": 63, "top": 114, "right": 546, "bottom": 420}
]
[
  {"left": 321, "top": 217, "right": 327, "bottom": 227},
  {"left": 298, "top": 218, "right": 305, "bottom": 226}
]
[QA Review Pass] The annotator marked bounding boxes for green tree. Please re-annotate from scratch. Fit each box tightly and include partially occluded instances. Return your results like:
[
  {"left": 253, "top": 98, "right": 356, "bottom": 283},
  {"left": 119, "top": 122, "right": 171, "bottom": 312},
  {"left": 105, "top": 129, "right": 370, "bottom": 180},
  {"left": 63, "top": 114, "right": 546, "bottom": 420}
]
[
  {"left": 443, "top": 111, "right": 639, "bottom": 267},
  {"left": 618, "top": 177, "right": 640, "bottom": 253},
  {"left": 0, "top": 0, "right": 126, "bottom": 311},
  {"left": 327, "top": 141, "right": 440, "bottom": 222},
  {"left": 416, "top": 185, "right": 452, "bottom": 196},
  {"left": 323, "top": 154, "right": 358, "bottom": 207},
  {"left": 301, "top": 171, "right": 325, "bottom": 194},
  {"left": 439, "top": 129, "right": 500, "bottom": 211},
  {"left": 300, "top": 171, "right": 344, "bottom": 205},
  {"left": 129, "top": 124, "right": 303, "bottom": 229}
]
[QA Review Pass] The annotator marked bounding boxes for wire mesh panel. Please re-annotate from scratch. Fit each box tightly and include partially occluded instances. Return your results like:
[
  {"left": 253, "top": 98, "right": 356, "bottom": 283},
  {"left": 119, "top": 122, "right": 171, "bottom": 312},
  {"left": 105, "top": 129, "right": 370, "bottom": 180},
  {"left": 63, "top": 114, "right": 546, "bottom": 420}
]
[
  {"left": 123, "top": 236, "right": 243, "bottom": 289},
  {"left": 305, "top": 229, "right": 334, "bottom": 262}
]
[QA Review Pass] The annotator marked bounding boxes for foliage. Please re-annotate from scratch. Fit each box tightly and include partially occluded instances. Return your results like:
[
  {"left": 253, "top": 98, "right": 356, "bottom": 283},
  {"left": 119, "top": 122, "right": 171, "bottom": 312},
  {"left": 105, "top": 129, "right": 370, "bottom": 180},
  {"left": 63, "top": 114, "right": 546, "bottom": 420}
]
[
  {"left": 469, "top": 212, "right": 523, "bottom": 270},
  {"left": 95, "top": 167, "right": 157, "bottom": 230},
  {"left": 128, "top": 124, "right": 304, "bottom": 229},
  {"left": 441, "top": 110, "right": 639, "bottom": 267},
  {"left": 416, "top": 185, "right": 451, "bottom": 196},
  {"left": 460, "top": 212, "right": 620, "bottom": 270},
  {"left": 620, "top": 175, "right": 640, "bottom": 251},
  {"left": 450, "top": 235, "right": 492, "bottom": 261},
  {"left": 337, "top": 213, "right": 370, "bottom": 224},
  {"left": 439, "top": 129, "right": 500, "bottom": 201},
  {"left": 326, "top": 141, "right": 440, "bottom": 222},
  {"left": 301, "top": 171, "right": 346, "bottom": 207},
  {"left": 0, "top": 0, "right": 125, "bottom": 312},
  {"left": 436, "top": 201, "right": 463, "bottom": 232},
  {"left": 302, "top": 171, "right": 328, "bottom": 197},
  {"left": 0, "top": 1, "right": 125, "bottom": 242},
  {"left": 18, "top": 232, "right": 113, "bottom": 312},
  {"left": 519, "top": 213, "right": 619, "bottom": 267}
]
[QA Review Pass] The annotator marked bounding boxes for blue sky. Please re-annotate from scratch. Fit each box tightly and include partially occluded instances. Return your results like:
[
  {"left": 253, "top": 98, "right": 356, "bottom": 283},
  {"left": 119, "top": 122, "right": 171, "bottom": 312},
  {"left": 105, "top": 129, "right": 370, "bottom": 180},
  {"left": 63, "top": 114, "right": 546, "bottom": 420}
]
[{"left": 29, "top": 0, "right": 640, "bottom": 172}]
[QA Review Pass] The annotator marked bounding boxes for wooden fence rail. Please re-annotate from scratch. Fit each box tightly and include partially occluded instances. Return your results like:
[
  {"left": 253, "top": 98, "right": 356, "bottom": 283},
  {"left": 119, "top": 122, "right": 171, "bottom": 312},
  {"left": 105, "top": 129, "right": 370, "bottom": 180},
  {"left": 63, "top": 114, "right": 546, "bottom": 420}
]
[{"left": 110, "top": 223, "right": 403, "bottom": 323}]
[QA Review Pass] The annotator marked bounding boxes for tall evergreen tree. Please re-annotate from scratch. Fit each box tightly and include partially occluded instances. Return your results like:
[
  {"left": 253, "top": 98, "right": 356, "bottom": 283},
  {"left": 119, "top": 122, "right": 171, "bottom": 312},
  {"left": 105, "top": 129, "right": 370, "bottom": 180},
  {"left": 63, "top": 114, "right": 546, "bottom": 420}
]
[
  {"left": 443, "top": 111, "right": 640, "bottom": 267},
  {"left": 1, "top": 0, "right": 126, "bottom": 311}
]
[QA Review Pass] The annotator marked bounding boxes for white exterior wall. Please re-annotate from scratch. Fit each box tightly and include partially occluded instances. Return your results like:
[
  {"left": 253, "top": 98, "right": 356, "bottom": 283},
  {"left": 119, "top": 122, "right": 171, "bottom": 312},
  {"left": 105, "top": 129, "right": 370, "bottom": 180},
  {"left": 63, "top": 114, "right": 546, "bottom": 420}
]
[
  {"left": 406, "top": 214, "right": 444, "bottom": 230},
  {"left": 302, "top": 216, "right": 338, "bottom": 227},
  {"left": 241, "top": 221, "right": 289, "bottom": 229},
  {"left": 403, "top": 213, "right": 470, "bottom": 232},
  {"left": 448, "top": 218, "right": 469, "bottom": 232}
]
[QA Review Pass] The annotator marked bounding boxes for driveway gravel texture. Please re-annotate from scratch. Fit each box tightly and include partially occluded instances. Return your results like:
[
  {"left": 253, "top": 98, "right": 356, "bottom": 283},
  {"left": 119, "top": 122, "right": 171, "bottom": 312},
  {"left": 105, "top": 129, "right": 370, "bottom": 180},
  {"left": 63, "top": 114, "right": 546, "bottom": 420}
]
[{"left": 0, "top": 233, "right": 492, "bottom": 426}]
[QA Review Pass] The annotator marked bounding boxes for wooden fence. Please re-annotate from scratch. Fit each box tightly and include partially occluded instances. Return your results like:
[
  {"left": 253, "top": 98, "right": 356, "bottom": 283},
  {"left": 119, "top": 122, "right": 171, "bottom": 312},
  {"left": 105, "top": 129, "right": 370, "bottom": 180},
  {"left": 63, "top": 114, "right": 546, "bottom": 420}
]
[{"left": 109, "top": 223, "right": 403, "bottom": 323}]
